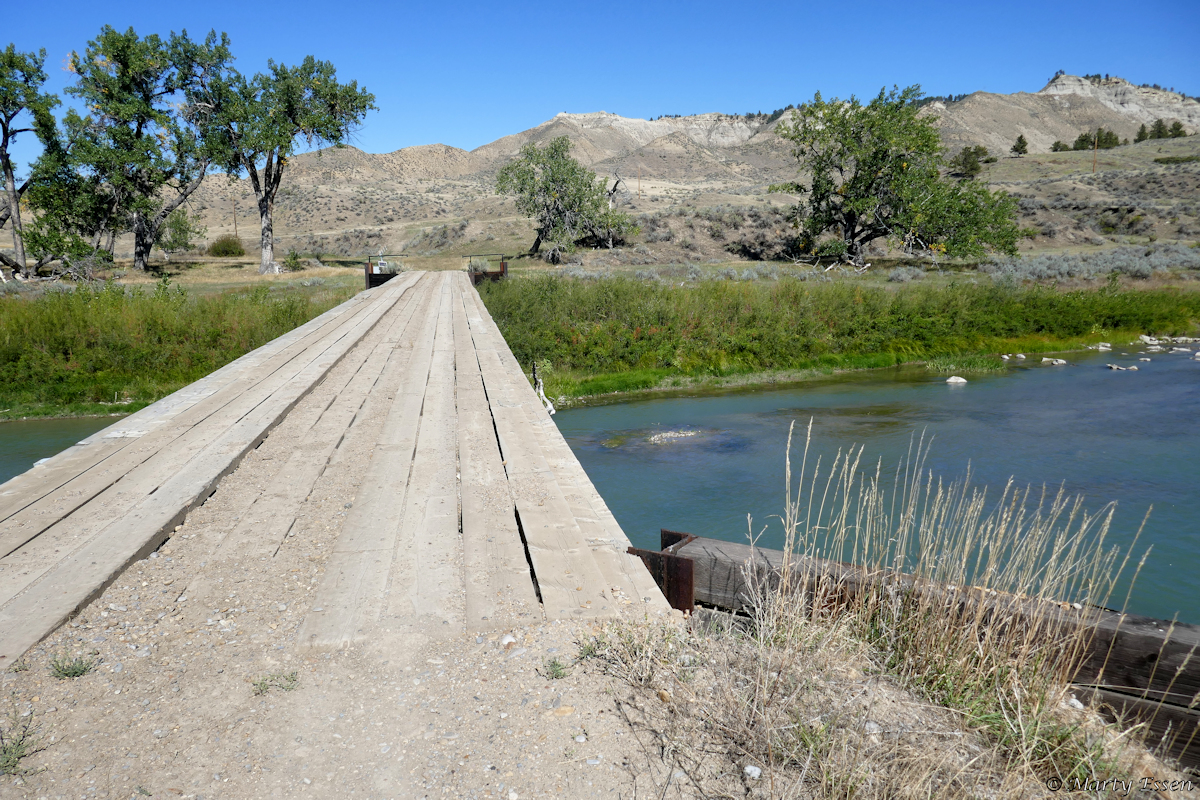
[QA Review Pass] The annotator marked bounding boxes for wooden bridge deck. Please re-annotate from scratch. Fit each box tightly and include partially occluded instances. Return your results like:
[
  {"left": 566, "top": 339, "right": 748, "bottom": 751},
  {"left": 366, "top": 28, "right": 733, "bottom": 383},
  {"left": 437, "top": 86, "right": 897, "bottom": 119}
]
[{"left": 0, "top": 271, "right": 666, "bottom": 662}]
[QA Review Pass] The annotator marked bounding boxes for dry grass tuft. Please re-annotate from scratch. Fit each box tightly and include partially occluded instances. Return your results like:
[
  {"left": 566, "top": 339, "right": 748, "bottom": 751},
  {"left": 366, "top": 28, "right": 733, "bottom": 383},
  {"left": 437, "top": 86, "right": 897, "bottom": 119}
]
[{"left": 581, "top": 421, "right": 1190, "bottom": 798}]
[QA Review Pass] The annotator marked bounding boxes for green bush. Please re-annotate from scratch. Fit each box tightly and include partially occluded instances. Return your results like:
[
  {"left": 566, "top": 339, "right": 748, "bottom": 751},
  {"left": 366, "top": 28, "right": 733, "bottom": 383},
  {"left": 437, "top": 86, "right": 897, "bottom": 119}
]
[
  {"left": 478, "top": 275, "right": 1200, "bottom": 379},
  {"left": 207, "top": 235, "right": 246, "bottom": 257}
]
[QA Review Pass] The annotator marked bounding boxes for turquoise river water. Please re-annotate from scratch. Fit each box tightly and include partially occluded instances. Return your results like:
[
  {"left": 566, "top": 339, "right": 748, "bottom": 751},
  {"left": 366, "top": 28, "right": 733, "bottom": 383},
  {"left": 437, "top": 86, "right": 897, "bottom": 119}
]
[{"left": 555, "top": 348, "right": 1199, "bottom": 623}]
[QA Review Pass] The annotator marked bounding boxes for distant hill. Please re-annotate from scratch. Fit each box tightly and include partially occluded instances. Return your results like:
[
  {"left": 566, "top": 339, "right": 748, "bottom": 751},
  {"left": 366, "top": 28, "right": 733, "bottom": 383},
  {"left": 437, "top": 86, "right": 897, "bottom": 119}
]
[
  {"left": 134, "top": 73, "right": 1200, "bottom": 259},
  {"left": 930, "top": 75, "right": 1200, "bottom": 156}
]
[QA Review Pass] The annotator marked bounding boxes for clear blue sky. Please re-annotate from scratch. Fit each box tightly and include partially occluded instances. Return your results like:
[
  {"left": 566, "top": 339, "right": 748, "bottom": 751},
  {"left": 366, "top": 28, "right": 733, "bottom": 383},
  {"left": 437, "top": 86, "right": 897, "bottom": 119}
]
[{"left": 7, "top": 0, "right": 1199, "bottom": 172}]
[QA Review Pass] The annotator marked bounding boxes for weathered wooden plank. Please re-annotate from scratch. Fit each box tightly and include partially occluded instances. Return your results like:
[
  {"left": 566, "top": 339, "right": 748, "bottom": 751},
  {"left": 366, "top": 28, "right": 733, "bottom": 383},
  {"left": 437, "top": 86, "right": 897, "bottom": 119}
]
[
  {"left": 450, "top": 278, "right": 540, "bottom": 627},
  {"left": 1078, "top": 686, "right": 1200, "bottom": 770},
  {"left": 0, "top": 277, "right": 410, "bottom": 602},
  {"left": 460, "top": 277, "right": 664, "bottom": 609},
  {"left": 0, "top": 280, "right": 413, "bottom": 660},
  {"left": 298, "top": 273, "right": 444, "bottom": 648},
  {"left": 0, "top": 288, "right": 378, "bottom": 520},
  {"left": 0, "top": 281, "right": 403, "bottom": 559},
  {"left": 469, "top": 337, "right": 614, "bottom": 619},
  {"left": 385, "top": 280, "right": 462, "bottom": 627},
  {"left": 671, "top": 533, "right": 1200, "bottom": 707},
  {"left": 209, "top": 273, "right": 432, "bottom": 562},
  {"left": 460, "top": 279, "right": 660, "bottom": 617}
]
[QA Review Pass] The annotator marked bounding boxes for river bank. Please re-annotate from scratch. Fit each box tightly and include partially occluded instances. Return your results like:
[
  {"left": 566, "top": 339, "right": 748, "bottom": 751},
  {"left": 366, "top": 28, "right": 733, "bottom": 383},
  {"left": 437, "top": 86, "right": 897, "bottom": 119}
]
[
  {"left": 478, "top": 275, "right": 1200, "bottom": 408},
  {"left": 0, "top": 277, "right": 356, "bottom": 421}
]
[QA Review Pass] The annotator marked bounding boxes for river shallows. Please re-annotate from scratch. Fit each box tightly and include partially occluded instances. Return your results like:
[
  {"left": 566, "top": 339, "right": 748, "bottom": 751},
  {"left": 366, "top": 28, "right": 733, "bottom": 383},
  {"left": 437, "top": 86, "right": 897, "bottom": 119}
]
[
  {"left": 555, "top": 348, "right": 1200, "bottom": 622},
  {"left": 0, "top": 417, "right": 118, "bottom": 485}
]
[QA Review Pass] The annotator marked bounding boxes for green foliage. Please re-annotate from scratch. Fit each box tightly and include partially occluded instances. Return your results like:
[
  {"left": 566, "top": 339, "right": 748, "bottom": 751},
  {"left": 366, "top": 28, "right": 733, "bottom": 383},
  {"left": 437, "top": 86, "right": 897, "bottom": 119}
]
[
  {"left": 282, "top": 250, "right": 305, "bottom": 271},
  {"left": 157, "top": 207, "right": 207, "bottom": 255},
  {"left": 251, "top": 671, "right": 298, "bottom": 695},
  {"left": 1154, "top": 155, "right": 1200, "bottom": 165},
  {"left": 209, "top": 56, "right": 376, "bottom": 273},
  {"left": 772, "top": 86, "right": 1018, "bottom": 264},
  {"left": 0, "top": 44, "right": 60, "bottom": 274},
  {"left": 543, "top": 658, "right": 569, "bottom": 679},
  {"left": 1134, "top": 124, "right": 1149, "bottom": 143},
  {"left": 1168, "top": 121, "right": 1187, "bottom": 138},
  {"left": 1050, "top": 141, "right": 1071, "bottom": 152},
  {"left": 58, "top": 27, "right": 234, "bottom": 271},
  {"left": 1072, "top": 129, "right": 1120, "bottom": 150},
  {"left": 495, "top": 136, "right": 639, "bottom": 262},
  {"left": 950, "top": 146, "right": 988, "bottom": 177},
  {"left": 48, "top": 653, "right": 96, "bottom": 679},
  {"left": 924, "top": 354, "right": 1006, "bottom": 372},
  {"left": 478, "top": 275, "right": 1200, "bottom": 385},
  {"left": 1010, "top": 135, "right": 1028, "bottom": 157},
  {"left": 0, "top": 280, "right": 354, "bottom": 417},
  {"left": 0, "top": 703, "right": 46, "bottom": 776},
  {"left": 1149, "top": 119, "right": 1169, "bottom": 139},
  {"left": 207, "top": 234, "right": 246, "bottom": 256}
]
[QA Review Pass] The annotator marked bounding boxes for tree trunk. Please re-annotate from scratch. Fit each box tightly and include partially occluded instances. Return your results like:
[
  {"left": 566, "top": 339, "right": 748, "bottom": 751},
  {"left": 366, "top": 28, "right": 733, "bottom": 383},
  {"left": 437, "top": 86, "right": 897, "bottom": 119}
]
[
  {"left": 131, "top": 170, "right": 207, "bottom": 271},
  {"left": 258, "top": 195, "right": 276, "bottom": 274},
  {"left": 246, "top": 152, "right": 283, "bottom": 275},
  {"left": 132, "top": 213, "right": 154, "bottom": 271},
  {"left": 529, "top": 231, "right": 543, "bottom": 255},
  {"left": 2, "top": 155, "right": 28, "bottom": 276}
]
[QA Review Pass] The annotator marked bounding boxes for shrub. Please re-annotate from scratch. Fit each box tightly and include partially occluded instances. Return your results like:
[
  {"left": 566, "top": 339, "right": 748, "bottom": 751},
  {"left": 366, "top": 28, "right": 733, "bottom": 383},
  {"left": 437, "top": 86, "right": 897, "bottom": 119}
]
[
  {"left": 888, "top": 266, "right": 925, "bottom": 282},
  {"left": 983, "top": 243, "right": 1200, "bottom": 281},
  {"left": 49, "top": 654, "right": 96, "bottom": 679},
  {"left": 207, "top": 235, "right": 246, "bottom": 257}
]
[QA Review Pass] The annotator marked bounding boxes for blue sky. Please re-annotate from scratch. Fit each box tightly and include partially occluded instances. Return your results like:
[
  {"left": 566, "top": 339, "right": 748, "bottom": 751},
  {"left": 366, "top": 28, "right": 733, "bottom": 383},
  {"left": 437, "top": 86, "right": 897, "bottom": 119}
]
[{"left": 6, "top": 0, "right": 1198, "bottom": 172}]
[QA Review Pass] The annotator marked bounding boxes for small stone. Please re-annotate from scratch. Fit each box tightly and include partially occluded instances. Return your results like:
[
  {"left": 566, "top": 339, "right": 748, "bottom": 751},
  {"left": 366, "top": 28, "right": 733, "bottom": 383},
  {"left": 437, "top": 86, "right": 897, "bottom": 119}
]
[
  {"left": 1067, "top": 696, "right": 1085, "bottom": 711},
  {"left": 656, "top": 689, "right": 672, "bottom": 704},
  {"left": 552, "top": 705, "right": 574, "bottom": 717},
  {"left": 946, "top": 376, "right": 967, "bottom": 384},
  {"left": 500, "top": 634, "right": 517, "bottom": 649},
  {"left": 508, "top": 791, "right": 518, "bottom": 800},
  {"left": 574, "top": 734, "right": 586, "bottom": 743},
  {"left": 864, "top": 721, "right": 882, "bottom": 734},
  {"left": 277, "top": 604, "right": 287, "bottom": 612},
  {"left": 744, "top": 765, "right": 762, "bottom": 780},
  {"left": 586, "top": 758, "right": 601, "bottom": 765},
  {"left": 303, "top": 778, "right": 312, "bottom": 785},
  {"left": 343, "top": 502, "right": 353, "bottom": 509}
]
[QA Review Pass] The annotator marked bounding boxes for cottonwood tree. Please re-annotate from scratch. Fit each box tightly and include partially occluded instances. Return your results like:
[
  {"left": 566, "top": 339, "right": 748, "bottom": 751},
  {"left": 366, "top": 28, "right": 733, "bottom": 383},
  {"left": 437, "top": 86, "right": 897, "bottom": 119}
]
[
  {"left": 0, "top": 44, "right": 59, "bottom": 276},
  {"left": 495, "top": 136, "right": 638, "bottom": 263},
  {"left": 211, "top": 57, "right": 375, "bottom": 274},
  {"left": 63, "top": 27, "right": 233, "bottom": 271},
  {"left": 772, "top": 86, "right": 1018, "bottom": 264}
]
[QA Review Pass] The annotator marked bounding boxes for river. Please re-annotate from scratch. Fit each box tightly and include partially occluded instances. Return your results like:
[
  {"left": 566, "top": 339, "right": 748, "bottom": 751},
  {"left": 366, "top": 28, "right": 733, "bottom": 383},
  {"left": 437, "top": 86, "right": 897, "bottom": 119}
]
[
  {"left": 555, "top": 347, "right": 1200, "bottom": 623},
  {"left": 0, "top": 416, "right": 120, "bottom": 486}
]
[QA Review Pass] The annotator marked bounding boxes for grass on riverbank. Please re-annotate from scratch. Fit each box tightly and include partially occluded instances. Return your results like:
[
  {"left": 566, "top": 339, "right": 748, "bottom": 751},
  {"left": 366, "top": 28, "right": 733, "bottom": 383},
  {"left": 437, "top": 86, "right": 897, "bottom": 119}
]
[
  {"left": 581, "top": 424, "right": 1183, "bottom": 798},
  {"left": 0, "top": 278, "right": 356, "bottom": 420},
  {"left": 480, "top": 274, "right": 1200, "bottom": 404}
]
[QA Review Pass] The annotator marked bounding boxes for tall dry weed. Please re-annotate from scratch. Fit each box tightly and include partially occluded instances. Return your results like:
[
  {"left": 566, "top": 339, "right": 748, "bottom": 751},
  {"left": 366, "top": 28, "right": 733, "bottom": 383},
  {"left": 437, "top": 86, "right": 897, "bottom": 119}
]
[{"left": 582, "top": 421, "right": 1188, "bottom": 798}]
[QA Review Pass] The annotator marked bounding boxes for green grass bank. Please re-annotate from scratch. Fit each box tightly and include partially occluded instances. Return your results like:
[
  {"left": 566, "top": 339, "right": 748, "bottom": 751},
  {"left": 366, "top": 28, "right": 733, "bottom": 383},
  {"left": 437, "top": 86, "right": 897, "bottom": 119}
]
[
  {"left": 478, "top": 275, "right": 1200, "bottom": 403},
  {"left": 0, "top": 279, "right": 356, "bottom": 420}
]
